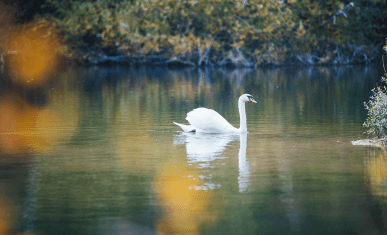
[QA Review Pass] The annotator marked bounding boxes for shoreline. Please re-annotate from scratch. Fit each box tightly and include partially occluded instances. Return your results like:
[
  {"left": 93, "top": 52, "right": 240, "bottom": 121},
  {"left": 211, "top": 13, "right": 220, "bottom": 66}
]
[
  {"left": 1, "top": 47, "right": 378, "bottom": 68},
  {"left": 352, "top": 138, "right": 386, "bottom": 148},
  {"left": 64, "top": 43, "right": 381, "bottom": 67}
]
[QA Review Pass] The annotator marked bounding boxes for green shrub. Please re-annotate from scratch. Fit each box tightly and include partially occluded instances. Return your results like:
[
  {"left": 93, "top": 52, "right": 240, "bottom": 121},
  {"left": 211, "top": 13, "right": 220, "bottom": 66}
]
[
  {"left": 364, "top": 77, "right": 387, "bottom": 137},
  {"left": 364, "top": 38, "right": 387, "bottom": 137}
]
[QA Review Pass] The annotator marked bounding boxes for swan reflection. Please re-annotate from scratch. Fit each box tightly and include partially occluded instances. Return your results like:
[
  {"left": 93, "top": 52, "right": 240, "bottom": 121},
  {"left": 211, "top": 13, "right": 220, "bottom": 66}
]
[
  {"left": 174, "top": 132, "right": 250, "bottom": 192},
  {"left": 238, "top": 133, "right": 250, "bottom": 192}
]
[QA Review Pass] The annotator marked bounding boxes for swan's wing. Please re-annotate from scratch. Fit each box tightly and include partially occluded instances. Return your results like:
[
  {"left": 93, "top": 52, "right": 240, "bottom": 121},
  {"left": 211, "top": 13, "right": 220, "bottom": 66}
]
[
  {"left": 173, "top": 122, "right": 196, "bottom": 132},
  {"left": 186, "top": 108, "right": 238, "bottom": 133}
]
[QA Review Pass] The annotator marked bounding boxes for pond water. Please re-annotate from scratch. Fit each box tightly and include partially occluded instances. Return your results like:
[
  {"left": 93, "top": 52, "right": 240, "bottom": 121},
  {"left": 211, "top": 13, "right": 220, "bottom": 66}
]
[{"left": 0, "top": 64, "right": 386, "bottom": 235}]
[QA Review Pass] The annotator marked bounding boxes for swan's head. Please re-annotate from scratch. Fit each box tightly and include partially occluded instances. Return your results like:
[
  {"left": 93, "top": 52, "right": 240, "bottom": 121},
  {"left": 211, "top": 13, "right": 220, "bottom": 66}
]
[{"left": 240, "top": 94, "right": 257, "bottom": 103}]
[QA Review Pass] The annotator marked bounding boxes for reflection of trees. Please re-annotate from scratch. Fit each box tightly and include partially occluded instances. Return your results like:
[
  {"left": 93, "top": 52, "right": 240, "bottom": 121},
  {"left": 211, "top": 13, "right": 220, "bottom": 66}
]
[
  {"left": 218, "top": 68, "right": 254, "bottom": 88},
  {"left": 278, "top": 155, "right": 300, "bottom": 233},
  {"left": 69, "top": 64, "right": 383, "bottom": 193},
  {"left": 365, "top": 149, "right": 387, "bottom": 198},
  {"left": 0, "top": 64, "right": 381, "bottom": 234},
  {"left": 0, "top": 192, "right": 16, "bottom": 234},
  {"left": 0, "top": 68, "right": 81, "bottom": 234},
  {"left": 74, "top": 65, "right": 380, "bottom": 137},
  {"left": 364, "top": 149, "right": 387, "bottom": 235}
]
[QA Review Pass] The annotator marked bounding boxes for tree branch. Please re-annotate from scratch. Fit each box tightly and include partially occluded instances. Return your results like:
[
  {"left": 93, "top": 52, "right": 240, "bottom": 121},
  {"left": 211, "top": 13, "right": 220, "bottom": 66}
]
[{"left": 320, "top": 2, "right": 354, "bottom": 28}]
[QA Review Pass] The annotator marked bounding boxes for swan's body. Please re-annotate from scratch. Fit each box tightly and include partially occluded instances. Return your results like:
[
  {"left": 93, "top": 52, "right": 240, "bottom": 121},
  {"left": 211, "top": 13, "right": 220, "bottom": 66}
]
[{"left": 174, "top": 94, "right": 257, "bottom": 133}]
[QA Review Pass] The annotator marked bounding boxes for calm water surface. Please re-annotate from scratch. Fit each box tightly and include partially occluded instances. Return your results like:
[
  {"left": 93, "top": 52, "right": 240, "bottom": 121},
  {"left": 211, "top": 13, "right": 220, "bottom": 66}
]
[{"left": 0, "top": 65, "right": 386, "bottom": 235}]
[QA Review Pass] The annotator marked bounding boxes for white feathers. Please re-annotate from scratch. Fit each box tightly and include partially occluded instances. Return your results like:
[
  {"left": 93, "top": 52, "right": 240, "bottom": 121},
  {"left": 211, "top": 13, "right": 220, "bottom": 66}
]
[
  {"left": 186, "top": 108, "right": 239, "bottom": 133},
  {"left": 174, "top": 94, "right": 256, "bottom": 133},
  {"left": 173, "top": 122, "right": 196, "bottom": 132}
]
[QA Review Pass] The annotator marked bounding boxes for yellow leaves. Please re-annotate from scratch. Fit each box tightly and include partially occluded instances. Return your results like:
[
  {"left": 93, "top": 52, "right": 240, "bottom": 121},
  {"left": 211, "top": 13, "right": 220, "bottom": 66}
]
[
  {"left": 231, "top": 41, "right": 243, "bottom": 49},
  {"left": 167, "top": 34, "right": 198, "bottom": 55},
  {"left": 263, "top": 25, "right": 275, "bottom": 33},
  {"left": 296, "top": 20, "right": 306, "bottom": 39},
  {"left": 167, "top": 35, "right": 180, "bottom": 46},
  {"left": 44, "top": 0, "right": 364, "bottom": 64},
  {"left": 201, "top": 37, "right": 213, "bottom": 50},
  {"left": 205, "top": 6, "right": 214, "bottom": 15},
  {"left": 212, "top": 41, "right": 221, "bottom": 51}
]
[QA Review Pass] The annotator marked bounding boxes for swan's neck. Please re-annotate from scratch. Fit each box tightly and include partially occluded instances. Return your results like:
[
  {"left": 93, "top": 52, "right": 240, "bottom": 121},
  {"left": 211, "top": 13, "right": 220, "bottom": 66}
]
[{"left": 238, "top": 99, "right": 247, "bottom": 132}]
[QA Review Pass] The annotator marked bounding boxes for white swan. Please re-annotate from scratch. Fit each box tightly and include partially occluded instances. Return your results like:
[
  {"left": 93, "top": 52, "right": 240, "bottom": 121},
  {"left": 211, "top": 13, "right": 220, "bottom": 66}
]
[{"left": 173, "top": 94, "right": 257, "bottom": 133}]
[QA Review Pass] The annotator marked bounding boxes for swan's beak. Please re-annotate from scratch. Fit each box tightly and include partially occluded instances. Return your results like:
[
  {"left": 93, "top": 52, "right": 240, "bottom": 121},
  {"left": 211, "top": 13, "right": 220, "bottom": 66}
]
[{"left": 249, "top": 97, "right": 257, "bottom": 103}]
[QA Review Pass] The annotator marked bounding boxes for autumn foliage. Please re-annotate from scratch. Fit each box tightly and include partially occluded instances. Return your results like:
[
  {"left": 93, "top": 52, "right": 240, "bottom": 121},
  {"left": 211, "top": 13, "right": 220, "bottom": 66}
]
[{"left": 29, "top": 0, "right": 387, "bottom": 65}]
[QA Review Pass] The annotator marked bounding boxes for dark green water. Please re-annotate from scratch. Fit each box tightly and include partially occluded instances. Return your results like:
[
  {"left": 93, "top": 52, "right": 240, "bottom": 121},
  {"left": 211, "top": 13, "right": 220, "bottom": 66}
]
[{"left": 0, "top": 64, "right": 386, "bottom": 235}]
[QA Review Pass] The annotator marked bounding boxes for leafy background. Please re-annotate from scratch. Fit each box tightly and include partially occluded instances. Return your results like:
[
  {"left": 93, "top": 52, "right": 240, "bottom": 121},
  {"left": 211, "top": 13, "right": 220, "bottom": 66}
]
[{"left": 1, "top": 0, "right": 387, "bottom": 65}]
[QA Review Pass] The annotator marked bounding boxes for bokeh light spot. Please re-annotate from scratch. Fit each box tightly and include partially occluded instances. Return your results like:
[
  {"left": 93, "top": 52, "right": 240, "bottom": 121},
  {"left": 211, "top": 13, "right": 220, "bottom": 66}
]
[
  {"left": 154, "top": 160, "right": 220, "bottom": 235},
  {"left": 6, "top": 21, "right": 60, "bottom": 88}
]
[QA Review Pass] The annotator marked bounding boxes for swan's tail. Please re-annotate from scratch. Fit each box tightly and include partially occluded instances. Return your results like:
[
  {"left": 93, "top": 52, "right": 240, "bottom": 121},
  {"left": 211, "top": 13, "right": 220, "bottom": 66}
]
[{"left": 173, "top": 122, "right": 196, "bottom": 132}]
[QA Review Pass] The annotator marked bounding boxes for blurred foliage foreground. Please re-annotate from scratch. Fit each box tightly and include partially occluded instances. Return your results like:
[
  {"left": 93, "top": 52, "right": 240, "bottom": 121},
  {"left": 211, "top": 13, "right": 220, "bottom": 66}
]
[{"left": 1, "top": 0, "right": 387, "bottom": 67}]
